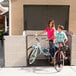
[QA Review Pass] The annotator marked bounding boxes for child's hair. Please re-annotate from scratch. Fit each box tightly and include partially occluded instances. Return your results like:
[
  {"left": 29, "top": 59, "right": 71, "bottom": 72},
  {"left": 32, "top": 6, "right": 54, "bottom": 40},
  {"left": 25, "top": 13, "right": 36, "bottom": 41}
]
[
  {"left": 48, "top": 19, "right": 55, "bottom": 28},
  {"left": 58, "top": 25, "right": 64, "bottom": 30}
]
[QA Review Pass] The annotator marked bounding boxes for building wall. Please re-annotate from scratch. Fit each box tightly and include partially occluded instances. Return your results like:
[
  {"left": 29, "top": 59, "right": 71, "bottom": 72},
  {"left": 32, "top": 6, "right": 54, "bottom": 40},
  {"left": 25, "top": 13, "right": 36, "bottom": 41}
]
[
  {"left": 4, "top": 36, "right": 27, "bottom": 67},
  {"left": 71, "top": 35, "right": 76, "bottom": 65},
  {"left": 11, "top": 0, "right": 76, "bottom": 35},
  {"left": 11, "top": 0, "right": 23, "bottom": 35}
]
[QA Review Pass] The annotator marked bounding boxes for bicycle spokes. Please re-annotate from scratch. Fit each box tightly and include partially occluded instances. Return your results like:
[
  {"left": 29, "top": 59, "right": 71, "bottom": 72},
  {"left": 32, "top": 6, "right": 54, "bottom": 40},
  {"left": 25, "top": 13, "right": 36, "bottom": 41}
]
[
  {"left": 28, "top": 48, "right": 38, "bottom": 64},
  {"left": 54, "top": 51, "right": 64, "bottom": 72}
]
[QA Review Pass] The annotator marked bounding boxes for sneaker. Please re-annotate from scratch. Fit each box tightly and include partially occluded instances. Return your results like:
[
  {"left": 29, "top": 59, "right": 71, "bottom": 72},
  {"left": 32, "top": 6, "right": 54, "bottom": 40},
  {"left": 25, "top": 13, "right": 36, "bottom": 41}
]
[
  {"left": 64, "top": 57, "right": 68, "bottom": 60},
  {"left": 60, "top": 64, "right": 63, "bottom": 68}
]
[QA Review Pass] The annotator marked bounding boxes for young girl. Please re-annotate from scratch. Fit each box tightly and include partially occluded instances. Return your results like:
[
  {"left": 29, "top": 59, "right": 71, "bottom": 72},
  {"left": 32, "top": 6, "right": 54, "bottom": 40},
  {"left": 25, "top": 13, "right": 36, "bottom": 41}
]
[{"left": 35, "top": 19, "right": 56, "bottom": 63}]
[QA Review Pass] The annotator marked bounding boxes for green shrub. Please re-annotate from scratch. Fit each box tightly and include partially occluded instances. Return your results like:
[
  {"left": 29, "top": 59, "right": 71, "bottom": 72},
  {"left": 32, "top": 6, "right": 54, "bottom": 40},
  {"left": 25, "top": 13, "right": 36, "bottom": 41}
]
[{"left": 0, "top": 30, "right": 4, "bottom": 40}]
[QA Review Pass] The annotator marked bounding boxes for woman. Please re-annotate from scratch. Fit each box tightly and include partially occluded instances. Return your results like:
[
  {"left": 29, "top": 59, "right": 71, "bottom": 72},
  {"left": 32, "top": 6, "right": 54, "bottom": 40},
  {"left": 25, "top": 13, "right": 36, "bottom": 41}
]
[{"left": 35, "top": 19, "right": 56, "bottom": 63}]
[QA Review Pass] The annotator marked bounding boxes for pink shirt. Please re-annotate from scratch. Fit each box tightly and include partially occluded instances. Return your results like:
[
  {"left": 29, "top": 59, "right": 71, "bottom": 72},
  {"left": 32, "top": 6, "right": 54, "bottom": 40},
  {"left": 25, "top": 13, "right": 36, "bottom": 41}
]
[{"left": 45, "top": 27, "right": 55, "bottom": 40}]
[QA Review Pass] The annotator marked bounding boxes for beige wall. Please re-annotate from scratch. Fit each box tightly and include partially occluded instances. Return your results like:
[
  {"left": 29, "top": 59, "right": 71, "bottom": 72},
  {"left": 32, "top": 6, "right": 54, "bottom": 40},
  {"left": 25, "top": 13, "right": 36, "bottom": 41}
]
[
  {"left": 4, "top": 36, "right": 27, "bottom": 67},
  {"left": 11, "top": 0, "right": 23, "bottom": 35},
  {"left": 11, "top": 0, "right": 76, "bottom": 35}
]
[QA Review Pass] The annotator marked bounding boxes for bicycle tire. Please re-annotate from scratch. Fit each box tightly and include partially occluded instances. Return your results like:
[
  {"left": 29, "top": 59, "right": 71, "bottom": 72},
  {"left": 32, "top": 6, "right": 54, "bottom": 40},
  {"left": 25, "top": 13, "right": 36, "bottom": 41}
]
[
  {"left": 28, "top": 47, "right": 38, "bottom": 65},
  {"left": 54, "top": 50, "right": 64, "bottom": 72}
]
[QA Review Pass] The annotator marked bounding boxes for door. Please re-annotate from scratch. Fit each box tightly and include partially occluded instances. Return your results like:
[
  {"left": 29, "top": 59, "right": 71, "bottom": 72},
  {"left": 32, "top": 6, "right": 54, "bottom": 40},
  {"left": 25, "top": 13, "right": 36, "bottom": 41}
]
[{"left": 24, "top": 5, "right": 69, "bottom": 30}]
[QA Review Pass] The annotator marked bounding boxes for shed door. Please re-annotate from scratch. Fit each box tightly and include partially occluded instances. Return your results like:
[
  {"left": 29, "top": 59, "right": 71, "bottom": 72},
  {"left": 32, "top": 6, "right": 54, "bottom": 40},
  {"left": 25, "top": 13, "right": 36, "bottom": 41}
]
[{"left": 24, "top": 5, "right": 69, "bottom": 30}]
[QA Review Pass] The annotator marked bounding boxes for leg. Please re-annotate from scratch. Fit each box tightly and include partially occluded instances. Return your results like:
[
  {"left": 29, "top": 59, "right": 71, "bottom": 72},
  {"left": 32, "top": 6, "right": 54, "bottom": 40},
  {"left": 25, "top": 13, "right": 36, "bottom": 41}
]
[
  {"left": 49, "top": 40, "right": 53, "bottom": 58},
  {"left": 49, "top": 40, "right": 55, "bottom": 63}
]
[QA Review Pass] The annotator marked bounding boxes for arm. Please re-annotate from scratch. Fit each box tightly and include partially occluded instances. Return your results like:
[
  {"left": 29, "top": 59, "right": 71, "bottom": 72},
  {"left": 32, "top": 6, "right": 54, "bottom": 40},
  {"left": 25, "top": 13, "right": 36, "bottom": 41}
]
[
  {"left": 47, "top": 35, "right": 55, "bottom": 41},
  {"left": 63, "top": 33, "right": 68, "bottom": 44},
  {"left": 35, "top": 30, "right": 46, "bottom": 36},
  {"left": 64, "top": 38, "right": 68, "bottom": 44}
]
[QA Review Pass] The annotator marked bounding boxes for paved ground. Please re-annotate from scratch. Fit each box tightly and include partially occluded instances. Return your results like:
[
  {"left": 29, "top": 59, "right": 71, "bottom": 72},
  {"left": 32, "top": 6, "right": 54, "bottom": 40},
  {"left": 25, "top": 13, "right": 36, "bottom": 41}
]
[
  {"left": 0, "top": 40, "right": 4, "bottom": 67},
  {"left": 28, "top": 59, "right": 70, "bottom": 66},
  {"left": 0, "top": 66, "right": 76, "bottom": 76}
]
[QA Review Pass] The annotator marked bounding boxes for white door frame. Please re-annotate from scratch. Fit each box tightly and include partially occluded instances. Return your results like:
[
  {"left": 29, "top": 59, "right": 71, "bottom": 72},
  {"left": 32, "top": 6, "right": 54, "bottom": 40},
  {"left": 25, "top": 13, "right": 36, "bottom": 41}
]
[{"left": 9, "top": 0, "right": 11, "bottom": 36}]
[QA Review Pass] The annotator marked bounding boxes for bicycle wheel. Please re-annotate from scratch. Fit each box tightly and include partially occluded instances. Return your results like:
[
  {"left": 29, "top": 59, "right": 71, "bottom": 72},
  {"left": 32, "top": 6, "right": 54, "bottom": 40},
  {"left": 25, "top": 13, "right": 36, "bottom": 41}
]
[
  {"left": 28, "top": 47, "right": 38, "bottom": 65},
  {"left": 54, "top": 51, "right": 64, "bottom": 72}
]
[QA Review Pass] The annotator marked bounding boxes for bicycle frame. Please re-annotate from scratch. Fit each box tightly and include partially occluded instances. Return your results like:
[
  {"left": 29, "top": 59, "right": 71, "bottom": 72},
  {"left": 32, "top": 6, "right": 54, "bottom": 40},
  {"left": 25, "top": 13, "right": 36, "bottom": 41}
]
[
  {"left": 31, "top": 37, "right": 50, "bottom": 56},
  {"left": 56, "top": 42, "right": 64, "bottom": 62}
]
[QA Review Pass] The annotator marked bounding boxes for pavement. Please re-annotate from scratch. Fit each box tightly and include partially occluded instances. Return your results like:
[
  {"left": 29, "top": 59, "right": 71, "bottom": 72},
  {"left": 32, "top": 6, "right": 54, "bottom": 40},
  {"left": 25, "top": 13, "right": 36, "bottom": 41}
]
[
  {"left": 0, "top": 66, "right": 76, "bottom": 76},
  {"left": 0, "top": 40, "right": 4, "bottom": 67}
]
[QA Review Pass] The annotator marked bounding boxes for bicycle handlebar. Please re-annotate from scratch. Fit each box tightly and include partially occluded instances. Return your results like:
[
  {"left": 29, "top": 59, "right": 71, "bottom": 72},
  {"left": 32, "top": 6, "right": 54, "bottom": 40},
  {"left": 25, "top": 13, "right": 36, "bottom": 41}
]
[
  {"left": 35, "top": 36, "right": 65, "bottom": 46},
  {"left": 55, "top": 42, "right": 63, "bottom": 44},
  {"left": 35, "top": 37, "right": 40, "bottom": 42},
  {"left": 55, "top": 42, "right": 65, "bottom": 46},
  {"left": 35, "top": 36, "right": 47, "bottom": 42}
]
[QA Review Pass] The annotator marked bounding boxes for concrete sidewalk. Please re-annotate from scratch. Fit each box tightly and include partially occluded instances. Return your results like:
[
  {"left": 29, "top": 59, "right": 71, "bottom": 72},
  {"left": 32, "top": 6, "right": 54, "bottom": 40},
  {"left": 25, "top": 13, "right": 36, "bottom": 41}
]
[{"left": 0, "top": 66, "right": 76, "bottom": 76}]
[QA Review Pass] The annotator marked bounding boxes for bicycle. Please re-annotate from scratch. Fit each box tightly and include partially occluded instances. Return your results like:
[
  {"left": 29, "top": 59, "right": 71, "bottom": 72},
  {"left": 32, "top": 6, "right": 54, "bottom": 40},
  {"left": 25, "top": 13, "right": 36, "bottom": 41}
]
[
  {"left": 27, "top": 36, "right": 50, "bottom": 64},
  {"left": 27, "top": 36, "right": 65, "bottom": 72},
  {"left": 54, "top": 42, "right": 65, "bottom": 72}
]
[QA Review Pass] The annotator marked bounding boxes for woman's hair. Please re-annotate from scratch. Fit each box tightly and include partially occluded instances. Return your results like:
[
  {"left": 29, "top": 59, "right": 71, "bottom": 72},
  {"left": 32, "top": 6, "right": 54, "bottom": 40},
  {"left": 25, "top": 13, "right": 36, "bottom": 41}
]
[
  {"left": 48, "top": 19, "right": 55, "bottom": 29},
  {"left": 58, "top": 25, "right": 64, "bottom": 30}
]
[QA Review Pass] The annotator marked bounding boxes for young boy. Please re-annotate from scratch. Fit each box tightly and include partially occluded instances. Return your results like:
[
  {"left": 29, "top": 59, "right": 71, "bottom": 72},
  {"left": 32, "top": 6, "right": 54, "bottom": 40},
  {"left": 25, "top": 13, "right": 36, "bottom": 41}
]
[
  {"left": 55, "top": 25, "right": 68, "bottom": 48},
  {"left": 54, "top": 25, "right": 68, "bottom": 67}
]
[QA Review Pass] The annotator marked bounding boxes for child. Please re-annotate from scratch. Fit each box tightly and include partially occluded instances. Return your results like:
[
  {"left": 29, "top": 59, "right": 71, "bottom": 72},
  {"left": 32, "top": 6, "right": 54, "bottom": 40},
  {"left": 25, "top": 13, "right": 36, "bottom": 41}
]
[
  {"left": 54, "top": 25, "right": 68, "bottom": 67},
  {"left": 55, "top": 25, "right": 68, "bottom": 48},
  {"left": 35, "top": 19, "right": 56, "bottom": 63}
]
